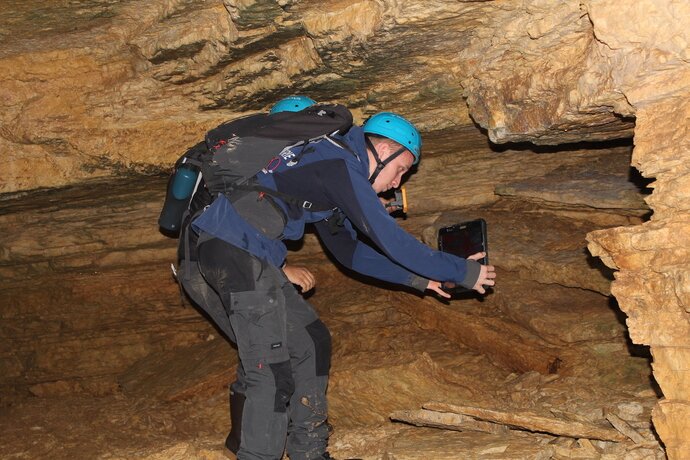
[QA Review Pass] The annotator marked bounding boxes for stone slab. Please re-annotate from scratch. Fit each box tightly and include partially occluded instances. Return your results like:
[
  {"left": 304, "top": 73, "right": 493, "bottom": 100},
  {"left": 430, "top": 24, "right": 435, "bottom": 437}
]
[
  {"left": 496, "top": 148, "right": 648, "bottom": 212},
  {"left": 118, "top": 338, "right": 237, "bottom": 401}
]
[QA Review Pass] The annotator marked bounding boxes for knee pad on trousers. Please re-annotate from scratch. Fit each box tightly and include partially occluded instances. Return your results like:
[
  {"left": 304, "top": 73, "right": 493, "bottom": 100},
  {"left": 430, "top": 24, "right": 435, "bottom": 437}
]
[
  {"left": 225, "top": 389, "right": 245, "bottom": 454},
  {"left": 305, "top": 319, "right": 332, "bottom": 376},
  {"left": 270, "top": 360, "right": 295, "bottom": 413}
]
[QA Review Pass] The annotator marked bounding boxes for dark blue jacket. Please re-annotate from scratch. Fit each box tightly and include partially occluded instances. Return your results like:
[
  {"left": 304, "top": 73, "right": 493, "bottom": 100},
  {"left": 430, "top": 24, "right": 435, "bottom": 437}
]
[{"left": 192, "top": 126, "right": 480, "bottom": 291}]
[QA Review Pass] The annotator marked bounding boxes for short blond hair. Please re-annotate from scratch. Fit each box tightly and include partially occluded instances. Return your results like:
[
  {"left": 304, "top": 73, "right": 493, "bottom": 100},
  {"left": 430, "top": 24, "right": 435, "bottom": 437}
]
[{"left": 366, "top": 134, "right": 404, "bottom": 151}]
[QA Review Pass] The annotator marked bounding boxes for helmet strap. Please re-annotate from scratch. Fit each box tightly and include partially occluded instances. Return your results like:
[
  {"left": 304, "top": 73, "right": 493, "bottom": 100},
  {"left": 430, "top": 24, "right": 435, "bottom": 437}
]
[{"left": 365, "top": 136, "right": 406, "bottom": 185}]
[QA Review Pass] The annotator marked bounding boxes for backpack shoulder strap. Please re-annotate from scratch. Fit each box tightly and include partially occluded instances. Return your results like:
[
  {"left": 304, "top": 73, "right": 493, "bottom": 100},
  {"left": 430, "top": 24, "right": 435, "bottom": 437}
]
[
  {"left": 324, "top": 135, "right": 359, "bottom": 159},
  {"left": 175, "top": 141, "right": 209, "bottom": 168}
]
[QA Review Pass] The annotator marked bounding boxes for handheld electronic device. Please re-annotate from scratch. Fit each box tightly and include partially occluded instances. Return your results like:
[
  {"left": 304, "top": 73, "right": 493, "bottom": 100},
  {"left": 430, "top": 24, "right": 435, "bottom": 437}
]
[
  {"left": 437, "top": 218, "right": 489, "bottom": 293},
  {"left": 385, "top": 186, "right": 408, "bottom": 213}
]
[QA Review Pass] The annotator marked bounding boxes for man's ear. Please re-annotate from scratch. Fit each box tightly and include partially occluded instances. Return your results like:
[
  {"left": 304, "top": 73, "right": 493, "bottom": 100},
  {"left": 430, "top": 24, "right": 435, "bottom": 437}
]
[{"left": 376, "top": 141, "right": 392, "bottom": 159}]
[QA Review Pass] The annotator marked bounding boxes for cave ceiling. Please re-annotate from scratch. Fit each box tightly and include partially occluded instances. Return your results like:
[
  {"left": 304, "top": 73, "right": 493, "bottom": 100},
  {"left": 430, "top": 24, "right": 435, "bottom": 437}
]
[{"left": 0, "top": 0, "right": 655, "bottom": 193}]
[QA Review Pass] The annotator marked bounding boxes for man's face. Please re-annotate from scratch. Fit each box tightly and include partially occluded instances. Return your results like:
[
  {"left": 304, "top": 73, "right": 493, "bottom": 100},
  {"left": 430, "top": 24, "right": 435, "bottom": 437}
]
[{"left": 370, "top": 146, "right": 415, "bottom": 194}]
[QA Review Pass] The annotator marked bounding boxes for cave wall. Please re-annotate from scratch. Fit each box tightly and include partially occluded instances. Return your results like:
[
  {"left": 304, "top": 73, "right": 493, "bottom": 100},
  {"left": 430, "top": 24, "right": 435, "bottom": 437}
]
[
  {"left": 589, "top": 125, "right": 690, "bottom": 457},
  {"left": 1, "top": 0, "right": 688, "bottom": 456},
  {"left": 584, "top": 3, "right": 690, "bottom": 456},
  {"left": 463, "top": 1, "right": 690, "bottom": 455}
]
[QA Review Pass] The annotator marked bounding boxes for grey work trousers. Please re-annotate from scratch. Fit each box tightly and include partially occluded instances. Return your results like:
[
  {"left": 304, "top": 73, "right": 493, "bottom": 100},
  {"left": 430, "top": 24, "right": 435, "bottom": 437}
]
[{"left": 179, "top": 237, "right": 331, "bottom": 460}]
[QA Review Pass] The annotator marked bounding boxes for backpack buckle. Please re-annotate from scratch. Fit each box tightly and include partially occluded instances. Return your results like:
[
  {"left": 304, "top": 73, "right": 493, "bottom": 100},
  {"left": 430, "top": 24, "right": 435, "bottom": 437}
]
[{"left": 302, "top": 201, "right": 313, "bottom": 209}]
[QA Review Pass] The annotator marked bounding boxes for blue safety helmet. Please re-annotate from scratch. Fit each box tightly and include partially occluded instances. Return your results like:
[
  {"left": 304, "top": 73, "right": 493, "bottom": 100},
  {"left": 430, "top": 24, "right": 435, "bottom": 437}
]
[
  {"left": 362, "top": 112, "right": 422, "bottom": 164},
  {"left": 269, "top": 95, "right": 316, "bottom": 114}
]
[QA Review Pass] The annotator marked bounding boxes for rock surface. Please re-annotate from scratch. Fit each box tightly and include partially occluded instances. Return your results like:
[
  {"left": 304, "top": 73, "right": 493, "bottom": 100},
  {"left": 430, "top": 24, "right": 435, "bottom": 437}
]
[
  {"left": 582, "top": 2, "right": 690, "bottom": 457},
  {"left": 1, "top": 0, "right": 688, "bottom": 457},
  {"left": 3, "top": 0, "right": 675, "bottom": 193},
  {"left": 0, "top": 153, "right": 661, "bottom": 458}
]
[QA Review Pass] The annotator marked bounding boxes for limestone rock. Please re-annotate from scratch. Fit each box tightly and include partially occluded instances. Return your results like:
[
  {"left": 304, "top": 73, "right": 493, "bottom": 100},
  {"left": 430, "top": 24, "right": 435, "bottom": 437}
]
[
  {"left": 1, "top": 0, "right": 688, "bottom": 456},
  {"left": 118, "top": 338, "right": 237, "bottom": 401},
  {"left": 653, "top": 399, "right": 690, "bottom": 460},
  {"left": 423, "top": 402, "right": 627, "bottom": 442},
  {"left": 423, "top": 208, "right": 616, "bottom": 295},
  {"left": 0, "top": 178, "right": 213, "bottom": 395},
  {"left": 392, "top": 285, "right": 563, "bottom": 375},
  {"left": 490, "top": 278, "right": 627, "bottom": 345},
  {"left": 404, "top": 126, "right": 646, "bottom": 218},
  {"left": 5, "top": 0, "right": 666, "bottom": 193},
  {"left": 0, "top": 0, "right": 478, "bottom": 193},
  {"left": 582, "top": 2, "right": 690, "bottom": 457},
  {"left": 457, "top": 1, "right": 635, "bottom": 144},
  {"left": 495, "top": 146, "right": 648, "bottom": 214}
]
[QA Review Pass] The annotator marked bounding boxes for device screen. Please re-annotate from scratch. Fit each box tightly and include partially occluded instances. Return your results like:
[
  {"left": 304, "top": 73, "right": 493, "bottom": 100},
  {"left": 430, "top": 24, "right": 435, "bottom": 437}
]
[
  {"left": 438, "top": 219, "right": 488, "bottom": 265},
  {"left": 437, "top": 219, "right": 488, "bottom": 294}
]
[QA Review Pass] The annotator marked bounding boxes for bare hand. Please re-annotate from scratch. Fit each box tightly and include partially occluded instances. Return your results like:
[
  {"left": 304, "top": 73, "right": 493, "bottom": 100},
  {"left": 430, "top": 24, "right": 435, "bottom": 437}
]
[
  {"left": 468, "top": 252, "right": 496, "bottom": 294},
  {"left": 426, "top": 280, "right": 451, "bottom": 299},
  {"left": 467, "top": 251, "right": 486, "bottom": 262},
  {"left": 283, "top": 264, "right": 316, "bottom": 293}
]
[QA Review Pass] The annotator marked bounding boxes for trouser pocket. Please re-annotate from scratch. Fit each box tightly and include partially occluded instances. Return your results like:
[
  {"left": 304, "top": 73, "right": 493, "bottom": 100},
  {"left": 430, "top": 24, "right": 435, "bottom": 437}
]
[{"left": 229, "top": 289, "right": 290, "bottom": 364}]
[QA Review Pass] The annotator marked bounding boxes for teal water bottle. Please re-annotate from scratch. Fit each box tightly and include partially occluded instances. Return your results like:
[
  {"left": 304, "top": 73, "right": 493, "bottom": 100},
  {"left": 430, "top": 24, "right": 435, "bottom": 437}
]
[
  {"left": 171, "top": 164, "right": 199, "bottom": 200},
  {"left": 158, "top": 163, "right": 200, "bottom": 235}
]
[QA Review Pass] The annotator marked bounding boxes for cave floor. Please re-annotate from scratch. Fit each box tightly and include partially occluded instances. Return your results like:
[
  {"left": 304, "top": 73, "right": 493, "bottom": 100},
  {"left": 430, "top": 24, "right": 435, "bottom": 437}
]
[
  {"left": 0, "top": 226, "right": 664, "bottom": 460},
  {"left": 0, "top": 132, "right": 665, "bottom": 459}
]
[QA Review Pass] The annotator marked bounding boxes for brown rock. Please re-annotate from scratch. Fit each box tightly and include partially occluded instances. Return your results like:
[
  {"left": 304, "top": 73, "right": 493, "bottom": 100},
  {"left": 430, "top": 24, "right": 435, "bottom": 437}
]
[
  {"left": 458, "top": 1, "right": 634, "bottom": 144},
  {"left": 390, "top": 408, "right": 509, "bottom": 434},
  {"left": 424, "top": 208, "right": 616, "bottom": 295},
  {"left": 392, "top": 288, "right": 563, "bottom": 375},
  {"left": 119, "top": 337, "right": 237, "bottom": 401},
  {"left": 424, "top": 402, "right": 628, "bottom": 442},
  {"left": 1, "top": 0, "right": 687, "bottom": 456}
]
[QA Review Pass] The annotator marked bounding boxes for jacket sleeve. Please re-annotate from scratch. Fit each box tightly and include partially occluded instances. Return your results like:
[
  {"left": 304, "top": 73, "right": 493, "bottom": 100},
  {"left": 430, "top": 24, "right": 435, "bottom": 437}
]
[
  {"left": 313, "top": 217, "right": 429, "bottom": 292},
  {"left": 322, "top": 160, "right": 481, "bottom": 290}
]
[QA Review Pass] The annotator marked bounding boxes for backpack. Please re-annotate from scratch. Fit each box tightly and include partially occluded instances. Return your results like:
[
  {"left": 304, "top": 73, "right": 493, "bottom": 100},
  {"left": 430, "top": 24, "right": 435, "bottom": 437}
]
[{"left": 158, "top": 104, "right": 353, "bottom": 236}]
